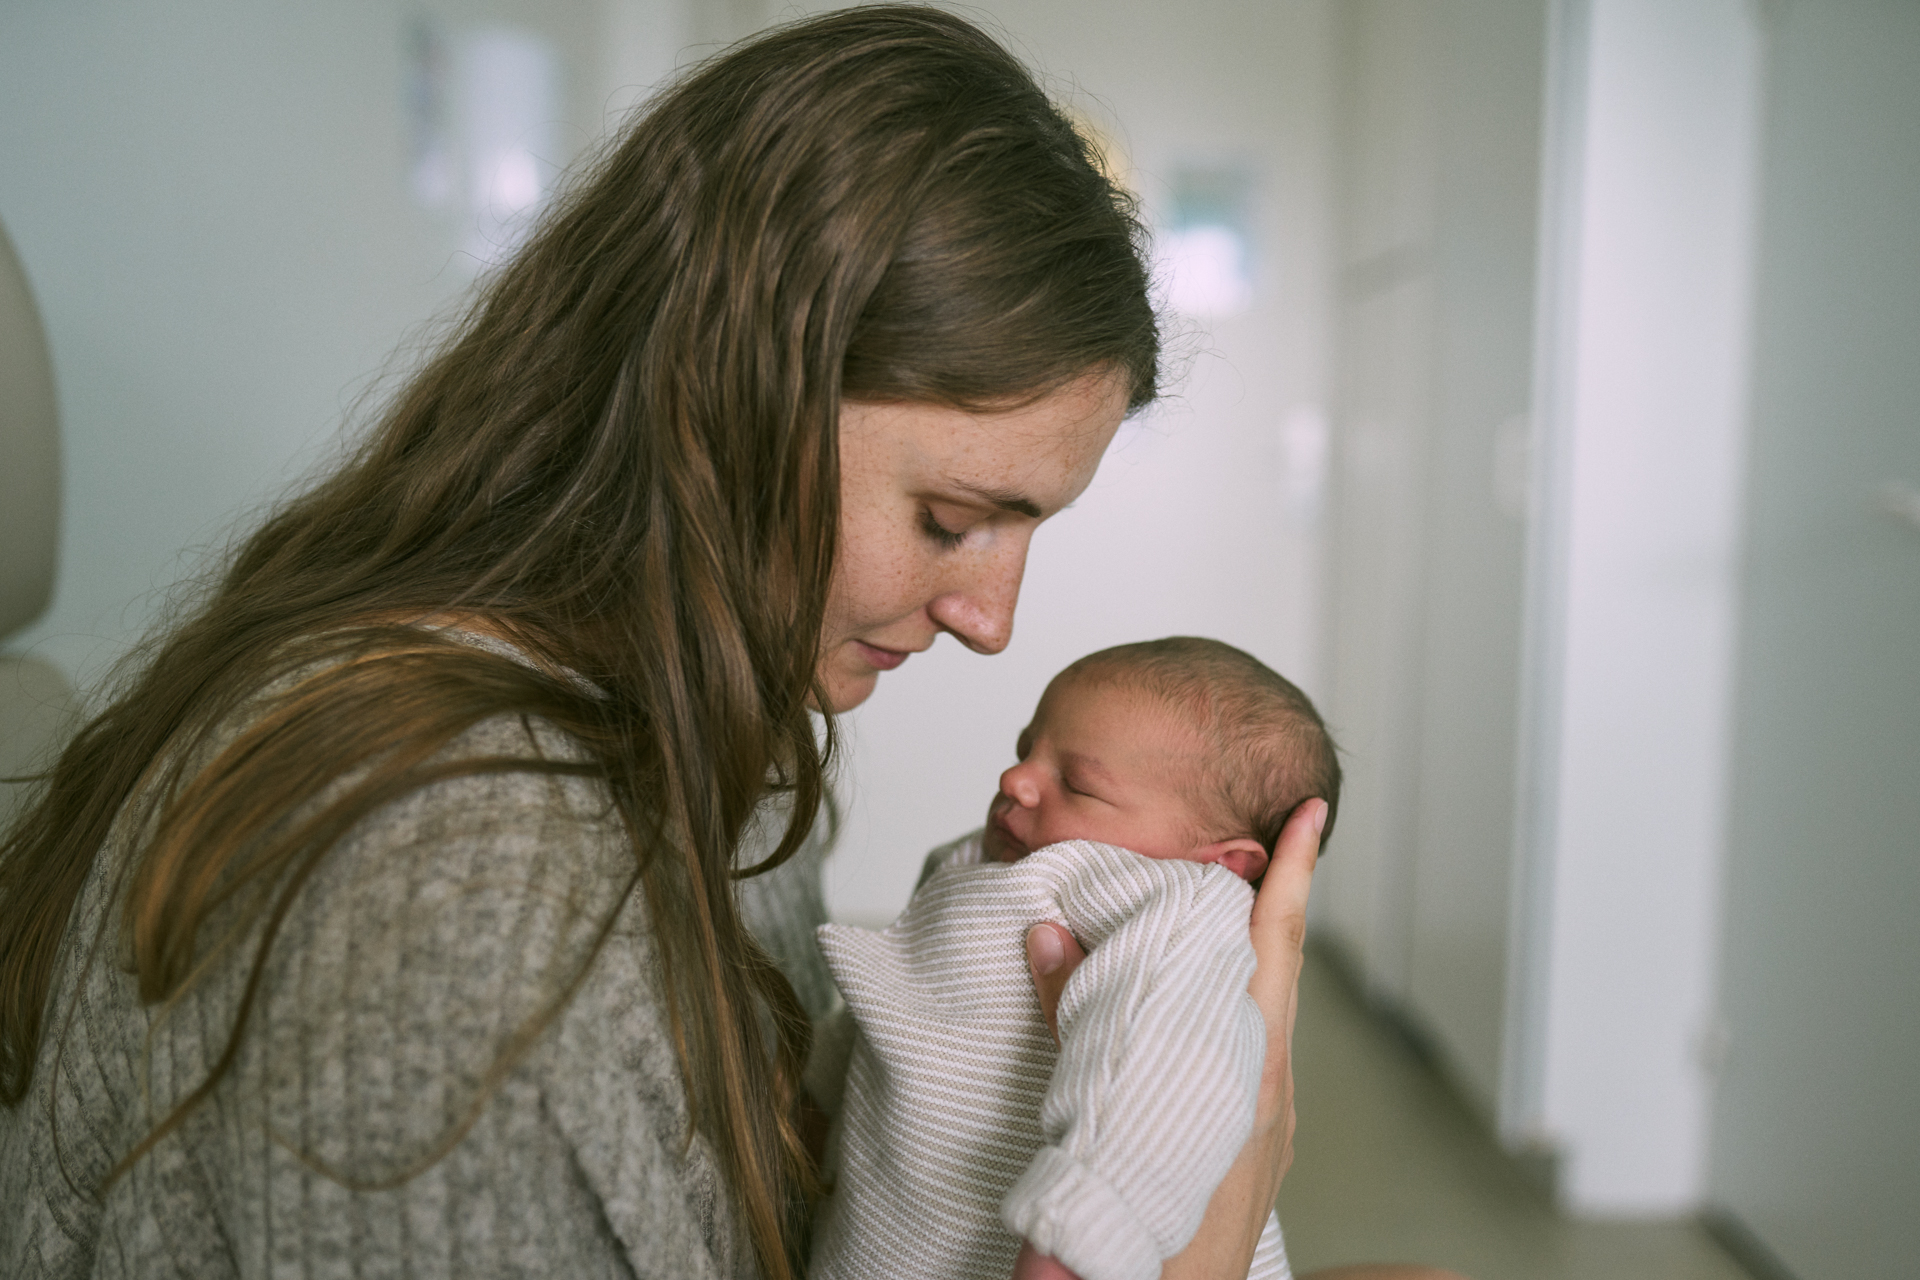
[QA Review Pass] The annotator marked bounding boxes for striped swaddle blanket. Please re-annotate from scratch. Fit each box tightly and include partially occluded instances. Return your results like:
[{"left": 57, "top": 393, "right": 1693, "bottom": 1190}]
[{"left": 810, "top": 833, "right": 1290, "bottom": 1280}]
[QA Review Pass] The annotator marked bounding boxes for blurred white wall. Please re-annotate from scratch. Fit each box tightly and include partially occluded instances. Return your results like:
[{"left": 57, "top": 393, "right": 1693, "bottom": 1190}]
[
  {"left": 780, "top": 0, "right": 1339, "bottom": 926},
  {"left": 1514, "top": 0, "right": 1763, "bottom": 1213},
  {"left": 0, "top": 0, "right": 674, "bottom": 691},
  {"left": 1316, "top": 0, "right": 1768, "bottom": 1220}
]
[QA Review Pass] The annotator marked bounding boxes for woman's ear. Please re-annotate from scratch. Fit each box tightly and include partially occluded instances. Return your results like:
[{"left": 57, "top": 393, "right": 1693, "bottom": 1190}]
[{"left": 1190, "top": 836, "right": 1270, "bottom": 883}]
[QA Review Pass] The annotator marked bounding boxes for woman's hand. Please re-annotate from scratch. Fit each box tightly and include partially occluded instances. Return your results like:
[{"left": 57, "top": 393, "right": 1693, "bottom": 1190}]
[
  {"left": 1024, "top": 797, "right": 1327, "bottom": 1280},
  {"left": 1010, "top": 1241, "right": 1085, "bottom": 1280},
  {"left": 1024, "top": 918, "right": 1085, "bottom": 1046}
]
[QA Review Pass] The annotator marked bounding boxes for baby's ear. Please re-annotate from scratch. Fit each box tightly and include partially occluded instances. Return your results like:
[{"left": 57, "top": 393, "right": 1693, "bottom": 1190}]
[{"left": 1191, "top": 837, "right": 1269, "bottom": 883}]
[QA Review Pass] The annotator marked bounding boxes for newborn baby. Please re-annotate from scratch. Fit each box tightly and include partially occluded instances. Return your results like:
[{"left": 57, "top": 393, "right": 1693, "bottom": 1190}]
[{"left": 810, "top": 637, "right": 1340, "bottom": 1280}]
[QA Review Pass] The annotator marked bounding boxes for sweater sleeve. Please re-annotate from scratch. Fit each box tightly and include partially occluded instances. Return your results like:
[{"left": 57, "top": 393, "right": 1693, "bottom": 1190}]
[
  {"left": 998, "top": 844, "right": 1267, "bottom": 1280},
  {"left": 124, "top": 713, "right": 751, "bottom": 1280}
]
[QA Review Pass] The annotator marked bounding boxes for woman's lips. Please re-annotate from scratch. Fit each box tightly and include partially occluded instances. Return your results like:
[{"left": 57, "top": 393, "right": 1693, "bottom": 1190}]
[{"left": 853, "top": 640, "right": 911, "bottom": 671}]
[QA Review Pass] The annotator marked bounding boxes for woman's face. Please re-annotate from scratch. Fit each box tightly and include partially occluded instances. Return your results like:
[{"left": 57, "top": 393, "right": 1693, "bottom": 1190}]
[{"left": 819, "top": 372, "right": 1130, "bottom": 712}]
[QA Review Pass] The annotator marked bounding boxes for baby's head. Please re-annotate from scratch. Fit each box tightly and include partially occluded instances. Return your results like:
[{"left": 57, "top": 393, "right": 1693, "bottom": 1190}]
[{"left": 982, "top": 637, "right": 1340, "bottom": 881}]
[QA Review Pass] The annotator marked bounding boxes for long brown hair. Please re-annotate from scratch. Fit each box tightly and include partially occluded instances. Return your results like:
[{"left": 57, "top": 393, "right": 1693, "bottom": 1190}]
[{"left": 0, "top": 7, "right": 1156, "bottom": 1274}]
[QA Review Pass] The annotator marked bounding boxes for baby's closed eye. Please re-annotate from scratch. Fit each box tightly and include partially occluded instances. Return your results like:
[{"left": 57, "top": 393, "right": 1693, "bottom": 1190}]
[{"left": 1062, "top": 776, "right": 1107, "bottom": 802}]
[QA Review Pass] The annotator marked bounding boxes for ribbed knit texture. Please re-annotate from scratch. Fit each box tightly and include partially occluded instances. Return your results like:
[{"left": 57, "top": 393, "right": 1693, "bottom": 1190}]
[
  {"left": 811, "top": 833, "right": 1290, "bottom": 1280},
  {"left": 0, "top": 637, "right": 837, "bottom": 1279},
  {"left": 737, "top": 793, "right": 840, "bottom": 1027}
]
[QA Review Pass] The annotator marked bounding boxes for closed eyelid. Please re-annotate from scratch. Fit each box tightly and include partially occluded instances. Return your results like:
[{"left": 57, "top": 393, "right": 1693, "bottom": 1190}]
[
  {"left": 945, "top": 482, "right": 1043, "bottom": 519},
  {"left": 918, "top": 507, "right": 967, "bottom": 548},
  {"left": 923, "top": 498, "right": 975, "bottom": 523},
  {"left": 925, "top": 491, "right": 1047, "bottom": 535},
  {"left": 1062, "top": 775, "right": 1109, "bottom": 801},
  {"left": 1058, "top": 752, "right": 1114, "bottom": 788},
  {"left": 920, "top": 492, "right": 1029, "bottom": 549}
]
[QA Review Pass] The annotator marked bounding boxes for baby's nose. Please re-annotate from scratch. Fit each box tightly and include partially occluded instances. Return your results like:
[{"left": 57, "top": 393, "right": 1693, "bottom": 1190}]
[{"left": 999, "top": 763, "right": 1041, "bottom": 807}]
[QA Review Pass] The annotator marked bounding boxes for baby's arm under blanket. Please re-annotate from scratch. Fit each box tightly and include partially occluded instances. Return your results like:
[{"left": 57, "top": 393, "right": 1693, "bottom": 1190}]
[{"left": 998, "top": 842, "right": 1271, "bottom": 1280}]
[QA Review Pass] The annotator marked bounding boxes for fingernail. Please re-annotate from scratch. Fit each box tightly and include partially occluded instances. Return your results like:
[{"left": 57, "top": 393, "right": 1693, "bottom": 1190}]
[
  {"left": 1029, "top": 925, "right": 1066, "bottom": 976},
  {"left": 1311, "top": 799, "right": 1328, "bottom": 836}
]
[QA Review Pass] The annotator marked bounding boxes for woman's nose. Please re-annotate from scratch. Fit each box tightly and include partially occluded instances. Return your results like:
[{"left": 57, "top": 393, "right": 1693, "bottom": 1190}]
[
  {"left": 928, "top": 537, "right": 1029, "bottom": 655},
  {"left": 999, "top": 762, "right": 1041, "bottom": 807}
]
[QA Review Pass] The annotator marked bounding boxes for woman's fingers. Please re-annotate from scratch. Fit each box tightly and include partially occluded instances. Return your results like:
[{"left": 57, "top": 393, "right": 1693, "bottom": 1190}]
[
  {"left": 1009, "top": 1241, "right": 1085, "bottom": 1280},
  {"left": 1026, "top": 921, "right": 1085, "bottom": 1047},
  {"left": 1249, "top": 797, "right": 1323, "bottom": 1008},
  {"left": 1248, "top": 797, "right": 1324, "bottom": 1132}
]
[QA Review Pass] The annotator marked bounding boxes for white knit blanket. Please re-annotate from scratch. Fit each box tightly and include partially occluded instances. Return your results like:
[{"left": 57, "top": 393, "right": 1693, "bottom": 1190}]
[{"left": 810, "top": 833, "right": 1290, "bottom": 1280}]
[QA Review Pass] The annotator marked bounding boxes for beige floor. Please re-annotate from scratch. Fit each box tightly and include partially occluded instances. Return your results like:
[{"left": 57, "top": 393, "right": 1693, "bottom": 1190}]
[{"left": 1275, "top": 948, "right": 1756, "bottom": 1280}]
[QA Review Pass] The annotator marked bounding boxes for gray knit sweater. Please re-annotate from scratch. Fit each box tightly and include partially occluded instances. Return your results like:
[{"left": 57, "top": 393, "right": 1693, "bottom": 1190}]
[{"left": 0, "top": 663, "right": 835, "bottom": 1279}]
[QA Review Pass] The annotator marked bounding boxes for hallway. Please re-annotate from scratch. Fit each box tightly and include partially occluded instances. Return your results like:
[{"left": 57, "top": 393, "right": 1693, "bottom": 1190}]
[{"left": 1278, "top": 948, "right": 1754, "bottom": 1280}]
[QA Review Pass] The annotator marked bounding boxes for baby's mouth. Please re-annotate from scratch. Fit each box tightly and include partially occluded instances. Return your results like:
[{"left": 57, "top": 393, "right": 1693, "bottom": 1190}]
[{"left": 985, "top": 806, "right": 1027, "bottom": 862}]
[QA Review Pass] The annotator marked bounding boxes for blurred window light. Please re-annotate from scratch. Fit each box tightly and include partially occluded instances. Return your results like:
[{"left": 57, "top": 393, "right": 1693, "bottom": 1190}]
[
  {"left": 1158, "top": 166, "right": 1256, "bottom": 316},
  {"left": 485, "top": 146, "right": 543, "bottom": 215},
  {"left": 458, "top": 27, "right": 559, "bottom": 265},
  {"left": 405, "top": 20, "right": 562, "bottom": 270}
]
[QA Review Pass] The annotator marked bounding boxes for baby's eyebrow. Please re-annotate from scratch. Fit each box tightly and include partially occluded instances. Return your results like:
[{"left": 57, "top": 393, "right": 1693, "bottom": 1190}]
[{"left": 1058, "top": 751, "right": 1115, "bottom": 784}]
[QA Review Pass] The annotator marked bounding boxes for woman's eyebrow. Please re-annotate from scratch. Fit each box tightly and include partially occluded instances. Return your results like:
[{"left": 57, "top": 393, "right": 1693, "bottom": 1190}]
[{"left": 948, "top": 481, "right": 1043, "bottom": 518}]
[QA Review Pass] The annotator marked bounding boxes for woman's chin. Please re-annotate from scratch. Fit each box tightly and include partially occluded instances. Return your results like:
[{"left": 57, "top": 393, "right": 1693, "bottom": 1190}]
[{"left": 816, "top": 664, "right": 879, "bottom": 714}]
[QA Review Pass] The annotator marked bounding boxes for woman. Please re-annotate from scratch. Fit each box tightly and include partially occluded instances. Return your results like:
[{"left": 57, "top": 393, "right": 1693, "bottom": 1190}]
[{"left": 0, "top": 8, "right": 1448, "bottom": 1280}]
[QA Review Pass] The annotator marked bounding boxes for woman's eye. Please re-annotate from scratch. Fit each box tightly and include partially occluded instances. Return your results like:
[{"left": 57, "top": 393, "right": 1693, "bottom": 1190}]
[{"left": 918, "top": 509, "right": 968, "bottom": 549}]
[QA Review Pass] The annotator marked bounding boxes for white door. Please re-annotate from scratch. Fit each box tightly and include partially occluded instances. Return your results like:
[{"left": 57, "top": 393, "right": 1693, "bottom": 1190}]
[
  {"left": 1707, "top": 3, "right": 1920, "bottom": 1275},
  {"left": 1319, "top": 0, "right": 1546, "bottom": 1115}
]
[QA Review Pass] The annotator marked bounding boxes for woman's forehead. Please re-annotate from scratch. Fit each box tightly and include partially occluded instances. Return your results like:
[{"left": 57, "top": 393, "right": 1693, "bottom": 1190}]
[{"left": 845, "top": 374, "right": 1126, "bottom": 503}]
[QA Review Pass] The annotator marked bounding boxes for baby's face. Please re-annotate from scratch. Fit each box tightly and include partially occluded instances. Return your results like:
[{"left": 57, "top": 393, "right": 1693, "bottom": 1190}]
[{"left": 982, "top": 675, "right": 1215, "bottom": 865}]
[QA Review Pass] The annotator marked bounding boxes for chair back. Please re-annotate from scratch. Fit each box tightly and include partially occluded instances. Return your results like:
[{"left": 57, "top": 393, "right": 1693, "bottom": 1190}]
[
  {"left": 0, "top": 219, "right": 58, "bottom": 640},
  {"left": 0, "top": 217, "right": 72, "bottom": 828}
]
